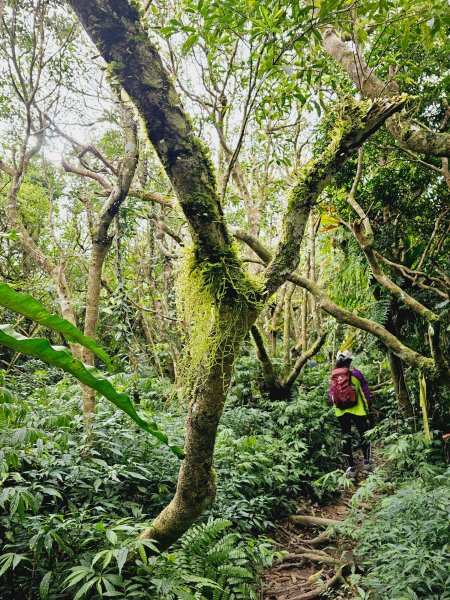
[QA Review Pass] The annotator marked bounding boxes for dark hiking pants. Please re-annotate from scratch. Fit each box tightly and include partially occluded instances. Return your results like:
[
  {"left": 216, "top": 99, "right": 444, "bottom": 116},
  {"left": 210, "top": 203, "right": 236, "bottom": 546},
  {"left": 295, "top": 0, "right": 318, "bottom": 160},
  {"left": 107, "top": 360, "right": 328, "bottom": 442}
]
[{"left": 338, "top": 412, "right": 371, "bottom": 467}]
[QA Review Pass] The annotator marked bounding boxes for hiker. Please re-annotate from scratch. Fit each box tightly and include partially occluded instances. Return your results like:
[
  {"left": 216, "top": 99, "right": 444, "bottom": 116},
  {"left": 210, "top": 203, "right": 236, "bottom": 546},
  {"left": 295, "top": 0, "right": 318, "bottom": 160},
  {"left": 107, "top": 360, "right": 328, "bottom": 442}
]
[{"left": 330, "top": 350, "right": 373, "bottom": 479}]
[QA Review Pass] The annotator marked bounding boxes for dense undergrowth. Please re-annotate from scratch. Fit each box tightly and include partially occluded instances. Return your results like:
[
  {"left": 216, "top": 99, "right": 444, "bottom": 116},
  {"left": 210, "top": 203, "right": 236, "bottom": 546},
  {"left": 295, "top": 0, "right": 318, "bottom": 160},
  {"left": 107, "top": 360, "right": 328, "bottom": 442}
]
[
  {"left": 341, "top": 431, "right": 450, "bottom": 600},
  {"left": 0, "top": 353, "right": 448, "bottom": 599},
  {"left": 0, "top": 354, "right": 341, "bottom": 599}
]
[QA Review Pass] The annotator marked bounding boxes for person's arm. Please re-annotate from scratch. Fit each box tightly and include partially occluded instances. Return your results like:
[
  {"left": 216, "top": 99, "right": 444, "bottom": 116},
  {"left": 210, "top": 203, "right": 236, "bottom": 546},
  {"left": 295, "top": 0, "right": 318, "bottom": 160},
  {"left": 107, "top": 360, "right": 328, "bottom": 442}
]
[{"left": 352, "top": 368, "right": 372, "bottom": 408}]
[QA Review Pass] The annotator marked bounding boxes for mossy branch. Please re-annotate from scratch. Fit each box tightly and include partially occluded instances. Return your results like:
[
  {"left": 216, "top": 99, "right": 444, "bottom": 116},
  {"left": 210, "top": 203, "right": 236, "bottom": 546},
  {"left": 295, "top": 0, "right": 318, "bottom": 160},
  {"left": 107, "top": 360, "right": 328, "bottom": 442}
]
[
  {"left": 322, "top": 26, "right": 450, "bottom": 157},
  {"left": 233, "top": 229, "right": 445, "bottom": 380},
  {"left": 264, "top": 96, "right": 407, "bottom": 295}
]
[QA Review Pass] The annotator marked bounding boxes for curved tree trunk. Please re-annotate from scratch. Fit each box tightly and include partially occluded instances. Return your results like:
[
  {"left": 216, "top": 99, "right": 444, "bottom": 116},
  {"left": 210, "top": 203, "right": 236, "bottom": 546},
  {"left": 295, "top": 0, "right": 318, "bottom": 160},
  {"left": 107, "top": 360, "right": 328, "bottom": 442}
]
[
  {"left": 269, "top": 285, "right": 286, "bottom": 357},
  {"left": 140, "top": 306, "right": 257, "bottom": 549}
]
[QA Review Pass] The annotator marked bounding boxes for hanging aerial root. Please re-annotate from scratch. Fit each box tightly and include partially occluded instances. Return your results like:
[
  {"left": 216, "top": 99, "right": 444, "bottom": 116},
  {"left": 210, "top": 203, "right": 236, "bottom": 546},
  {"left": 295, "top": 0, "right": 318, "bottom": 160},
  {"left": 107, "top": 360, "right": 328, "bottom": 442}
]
[{"left": 175, "top": 244, "right": 263, "bottom": 395}]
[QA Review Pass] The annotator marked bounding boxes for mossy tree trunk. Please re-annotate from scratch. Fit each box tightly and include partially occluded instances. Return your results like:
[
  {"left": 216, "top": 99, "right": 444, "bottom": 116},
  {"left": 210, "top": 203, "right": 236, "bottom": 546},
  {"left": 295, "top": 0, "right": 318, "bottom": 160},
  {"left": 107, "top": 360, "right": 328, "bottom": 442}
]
[
  {"left": 67, "top": 0, "right": 408, "bottom": 549},
  {"left": 67, "top": 0, "right": 262, "bottom": 549},
  {"left": 141, "top": 306, "right": 257, "bottom": 548}
]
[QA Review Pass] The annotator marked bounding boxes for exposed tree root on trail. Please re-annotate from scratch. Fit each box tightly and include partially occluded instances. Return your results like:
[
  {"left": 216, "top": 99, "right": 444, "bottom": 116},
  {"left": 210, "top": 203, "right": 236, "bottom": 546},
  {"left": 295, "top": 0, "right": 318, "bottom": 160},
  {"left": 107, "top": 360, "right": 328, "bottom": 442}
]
[
  {"left": 288, "top": 567, "right": 345, "bottom": 600},
  {"left": 289, "top": 515, "right": 341, "bottom": 527},
  {"left": 259, "top": 462, "right": 372, "bottom": 599},
  {"left": 303, "top": 531, "right": 332, "bottom": 547},
  {"left": 260, "top": 511, "right": 353, "bottom": 600}
]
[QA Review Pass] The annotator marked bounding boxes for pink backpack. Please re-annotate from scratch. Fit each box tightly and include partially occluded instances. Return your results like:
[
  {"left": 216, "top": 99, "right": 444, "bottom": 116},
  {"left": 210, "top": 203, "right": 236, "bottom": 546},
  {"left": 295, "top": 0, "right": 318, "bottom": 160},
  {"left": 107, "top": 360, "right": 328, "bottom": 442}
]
[{"left": 331, "top": 368, "right": 358, "bottom": 409}]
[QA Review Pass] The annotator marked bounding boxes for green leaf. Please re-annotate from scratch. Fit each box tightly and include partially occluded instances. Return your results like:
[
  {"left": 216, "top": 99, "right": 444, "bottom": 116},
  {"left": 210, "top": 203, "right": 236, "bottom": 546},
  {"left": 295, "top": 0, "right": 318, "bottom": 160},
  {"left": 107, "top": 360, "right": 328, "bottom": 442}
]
[
  {"left": 39, "top": 572, "right": 52, "bottom": 599},
  {"left": 40, "top": 487, "right": 63, "bottom": 499},
  {"left": 0, "top": 230, "right": 19, "bottom": 240},
  {"left": 106, "top": 530, "right": 118, "bottom": 545},
  {"left": 73, "top": 577, "right": 98, "bottom": 600},
  {"left": 181, "top": 32, "right": 199, "bottom": 54},
  {"left": 0, "top": 554, "right": 14, "bottom": 577},
  {"left": 0, "top": 324, "right": 184, "bottom": 457},
  {"left": 0, "top": 283, "right": 113, "bottom": 370},
  {"left": 63, "top": 567, "right": 93, "bottom": 588},
  {"left": 174, "top": 588, "right": 197, "bottom": 600},
  {"left": 116, "top": 547, "right": 128, "bottom": 574}
]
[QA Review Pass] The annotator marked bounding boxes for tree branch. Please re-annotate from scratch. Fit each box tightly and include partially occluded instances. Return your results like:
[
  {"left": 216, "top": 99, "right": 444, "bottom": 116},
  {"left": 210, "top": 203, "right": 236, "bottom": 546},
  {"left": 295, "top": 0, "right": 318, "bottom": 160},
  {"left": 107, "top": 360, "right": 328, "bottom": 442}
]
[
  {"left": 263, "top": 96, "right": 406, "bottom": 295},
  {"left": 250, "top": 325, "right": 278, "bottom": 389},
  {"left": 321, "top": 26, "right": 450, "bottom": 156},
  {"left": 281, "top": 331, "right": 327, "bottom": 390},
  {"left": 374, "top": 252, "right": 449, "bottom": 299},
  {"left": 233, "top": 229, "right": 438, "bottom": 376}
]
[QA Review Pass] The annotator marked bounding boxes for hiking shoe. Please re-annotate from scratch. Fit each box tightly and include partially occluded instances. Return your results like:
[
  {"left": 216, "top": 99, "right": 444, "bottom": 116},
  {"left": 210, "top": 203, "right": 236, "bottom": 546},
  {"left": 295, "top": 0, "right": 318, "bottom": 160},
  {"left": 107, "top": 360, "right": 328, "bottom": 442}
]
[
  {"left": 345, "top": 467, "right": 356, "bottom": 479},
  {"left": 363, "top": 460, "right": 374, "bottom": 472}
]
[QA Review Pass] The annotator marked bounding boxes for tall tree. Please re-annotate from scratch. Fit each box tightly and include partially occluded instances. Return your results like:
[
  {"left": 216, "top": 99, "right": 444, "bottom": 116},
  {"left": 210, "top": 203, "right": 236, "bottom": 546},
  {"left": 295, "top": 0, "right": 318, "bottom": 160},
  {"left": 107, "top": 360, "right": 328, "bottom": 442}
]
[{"left": 65, "top": 0, "right": 405, "bottom": 549}]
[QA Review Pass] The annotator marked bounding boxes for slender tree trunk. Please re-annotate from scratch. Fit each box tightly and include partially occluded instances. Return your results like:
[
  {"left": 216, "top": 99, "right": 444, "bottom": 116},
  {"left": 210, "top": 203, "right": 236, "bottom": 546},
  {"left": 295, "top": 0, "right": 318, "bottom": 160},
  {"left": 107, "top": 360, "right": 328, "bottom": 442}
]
[
  {"left": 82, "top": 241, "right": 111, "bottom": 419},
  {"left": 283, "top": 283, "right": 294, "bottom": 369},
  {"left": 251, "top": 325, "right": 279, "bottom": 395},
  {"left": 308, "top": 215, "right": 321, "bottom": 330},
  {"left": 301, "top": 288, "right": 308, "bottom": 353},
  {"left": 281, "top": 331, "right": 327, "bottom": 391},
  {"left": 389, "top": 352, "right": 414, "bottom": 418},
  {"left": 5, "top": 172, "right": 81, "bottom": 359},
  {"left": 141, "top": 313, "right": 165, "bottom": 379},
  {"left": 269, "top": 285, "right": 286, "bottom": 357},
  {"left": 290, "top": 303, "right": 301, "bottom": 344}
]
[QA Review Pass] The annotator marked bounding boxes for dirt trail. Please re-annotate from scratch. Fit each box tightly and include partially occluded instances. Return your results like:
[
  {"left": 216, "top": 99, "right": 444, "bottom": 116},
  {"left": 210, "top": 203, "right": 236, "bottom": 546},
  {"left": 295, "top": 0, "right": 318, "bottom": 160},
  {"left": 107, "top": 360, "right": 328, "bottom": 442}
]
[{"left": 260, "top": 458, "right": 371, "bottom": 600}]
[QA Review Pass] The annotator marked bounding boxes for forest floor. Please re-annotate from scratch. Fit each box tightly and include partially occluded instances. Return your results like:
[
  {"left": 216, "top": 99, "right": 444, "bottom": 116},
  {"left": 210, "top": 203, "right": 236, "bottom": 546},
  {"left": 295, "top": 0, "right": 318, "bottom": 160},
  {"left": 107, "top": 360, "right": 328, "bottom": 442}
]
[{"left": 260, "top": 455, "right": 373, "bottom": 600}]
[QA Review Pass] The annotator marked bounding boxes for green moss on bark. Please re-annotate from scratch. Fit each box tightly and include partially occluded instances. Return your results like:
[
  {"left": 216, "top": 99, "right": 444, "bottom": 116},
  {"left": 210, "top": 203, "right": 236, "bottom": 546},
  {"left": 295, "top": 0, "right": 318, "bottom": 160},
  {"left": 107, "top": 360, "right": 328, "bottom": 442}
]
[{"left": 176, "top": 244, "right": 263, "bottom": 395}]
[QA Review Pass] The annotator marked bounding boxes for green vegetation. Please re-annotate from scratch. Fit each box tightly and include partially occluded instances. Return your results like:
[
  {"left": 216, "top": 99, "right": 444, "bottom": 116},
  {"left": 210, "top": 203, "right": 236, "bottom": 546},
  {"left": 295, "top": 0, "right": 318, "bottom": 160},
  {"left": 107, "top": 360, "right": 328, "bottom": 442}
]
[
  {"left": 343, "top": 433, "right": 450, "bottom": 600},
  {"left": 0, "top": 0, "right": 449, "bottom": 597},
  {"left": 0, "top": 359, "right": 336, "bottom": 598},
  {"left": 1, "top": 356, "right": 448, "bottom": 598}
]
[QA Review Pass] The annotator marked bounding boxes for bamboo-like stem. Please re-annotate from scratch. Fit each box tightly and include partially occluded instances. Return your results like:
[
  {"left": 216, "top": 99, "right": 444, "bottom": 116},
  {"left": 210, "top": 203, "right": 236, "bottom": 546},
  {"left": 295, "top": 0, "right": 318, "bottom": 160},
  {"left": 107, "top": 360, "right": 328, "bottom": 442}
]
[{"left": 419, "top": 372, "right": 431, "bottom": 442}]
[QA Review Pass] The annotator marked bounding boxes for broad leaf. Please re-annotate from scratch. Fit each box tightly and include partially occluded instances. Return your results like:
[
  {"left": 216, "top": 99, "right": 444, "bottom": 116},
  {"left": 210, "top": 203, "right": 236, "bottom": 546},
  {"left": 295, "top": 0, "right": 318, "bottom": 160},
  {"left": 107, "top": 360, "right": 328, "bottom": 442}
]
[
  {"left": 0, "top": 325, "right": 184, "bottom": 457},
  {"left": 0, "top": 283, "right": 113, "bottom": 370}
]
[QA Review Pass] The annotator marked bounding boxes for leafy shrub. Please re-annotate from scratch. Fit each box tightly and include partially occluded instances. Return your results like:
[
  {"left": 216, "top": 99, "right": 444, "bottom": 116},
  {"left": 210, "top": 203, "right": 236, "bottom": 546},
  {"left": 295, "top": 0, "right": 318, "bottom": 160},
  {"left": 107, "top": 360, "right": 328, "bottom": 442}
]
[
  {"left": 339, "top": 431, "right": 450, "bottom": 600},
  {"left": 0, "top": 355, "right": 377, "bottom": 598},
  {"left": 1, "top": 362, "right": 339, "bottom": 599},
  {"left": 350, "top": 474, "right": 450, "bottom": 600},
  {"left": 61, "top": 518, "right": 276, "bottom": 600}
]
